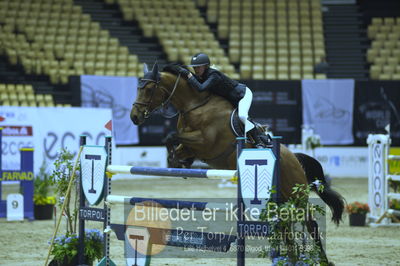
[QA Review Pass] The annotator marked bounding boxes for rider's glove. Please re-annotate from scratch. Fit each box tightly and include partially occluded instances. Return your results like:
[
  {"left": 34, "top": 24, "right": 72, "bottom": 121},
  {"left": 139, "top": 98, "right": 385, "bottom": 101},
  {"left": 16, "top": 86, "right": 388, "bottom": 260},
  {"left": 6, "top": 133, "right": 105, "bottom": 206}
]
[{"left": 179, "top": 67, "right": 190, "bottom": 77}]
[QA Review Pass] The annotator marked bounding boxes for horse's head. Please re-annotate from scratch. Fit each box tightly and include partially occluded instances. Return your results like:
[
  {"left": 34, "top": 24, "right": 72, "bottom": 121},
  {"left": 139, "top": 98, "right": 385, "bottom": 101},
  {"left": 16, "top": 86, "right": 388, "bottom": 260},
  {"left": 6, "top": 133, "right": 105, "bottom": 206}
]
[
  {"left": 131, "top": 62, "right": 166, "bottom": 125},
  {"left": 131, "top": 62, "right": 203, "bottom": 125}
]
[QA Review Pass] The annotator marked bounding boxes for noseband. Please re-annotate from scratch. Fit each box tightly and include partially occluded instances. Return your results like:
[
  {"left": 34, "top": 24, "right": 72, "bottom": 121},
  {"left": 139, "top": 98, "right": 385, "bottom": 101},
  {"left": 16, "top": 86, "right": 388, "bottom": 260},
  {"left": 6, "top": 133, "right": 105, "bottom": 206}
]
[{"left": 134, "top": 73, "right": 181, "bottom": 118}]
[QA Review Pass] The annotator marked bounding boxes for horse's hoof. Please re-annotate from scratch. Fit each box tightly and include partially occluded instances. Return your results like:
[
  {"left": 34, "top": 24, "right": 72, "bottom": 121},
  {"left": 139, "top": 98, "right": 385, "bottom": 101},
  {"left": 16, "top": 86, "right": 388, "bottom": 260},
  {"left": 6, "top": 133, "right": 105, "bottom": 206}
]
[
  {"left": 179, "top": 158, "right": 194, "bottom": 168},
  {"left": 167, "top": 158, "right": 183, "bottom": 168}
]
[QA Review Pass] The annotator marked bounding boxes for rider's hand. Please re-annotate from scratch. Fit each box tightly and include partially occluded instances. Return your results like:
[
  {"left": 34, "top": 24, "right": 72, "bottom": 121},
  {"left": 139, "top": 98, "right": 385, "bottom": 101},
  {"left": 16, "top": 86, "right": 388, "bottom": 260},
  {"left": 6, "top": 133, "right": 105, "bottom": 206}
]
[{"left": 179, "top": 67, "right": 190, "bottom": 77}]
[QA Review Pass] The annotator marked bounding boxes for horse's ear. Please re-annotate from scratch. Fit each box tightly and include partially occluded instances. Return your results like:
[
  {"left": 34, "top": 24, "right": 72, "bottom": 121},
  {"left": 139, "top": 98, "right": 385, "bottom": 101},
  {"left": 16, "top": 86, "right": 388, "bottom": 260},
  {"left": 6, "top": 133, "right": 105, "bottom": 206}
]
[
  {"left": 152, "top": 62, "right": 158, "bottom": 75},
  {"left": 143, "top": 63, "right": 149, "bottom": 74}
]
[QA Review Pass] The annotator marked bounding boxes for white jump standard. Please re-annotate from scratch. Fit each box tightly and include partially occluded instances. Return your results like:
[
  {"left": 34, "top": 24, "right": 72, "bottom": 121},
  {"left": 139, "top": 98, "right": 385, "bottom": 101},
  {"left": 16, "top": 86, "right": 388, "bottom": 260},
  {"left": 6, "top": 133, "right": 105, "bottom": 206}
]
[{"left": 367, "top": 133, "right": 400, "bottom": 226}]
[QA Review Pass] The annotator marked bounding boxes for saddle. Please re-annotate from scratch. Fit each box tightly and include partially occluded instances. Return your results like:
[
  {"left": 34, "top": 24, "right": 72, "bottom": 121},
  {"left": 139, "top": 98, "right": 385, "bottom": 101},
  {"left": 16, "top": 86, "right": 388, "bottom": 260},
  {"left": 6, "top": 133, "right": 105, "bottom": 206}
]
[{"left": 229, "top": 109, "right": 272, "bottom": 147}]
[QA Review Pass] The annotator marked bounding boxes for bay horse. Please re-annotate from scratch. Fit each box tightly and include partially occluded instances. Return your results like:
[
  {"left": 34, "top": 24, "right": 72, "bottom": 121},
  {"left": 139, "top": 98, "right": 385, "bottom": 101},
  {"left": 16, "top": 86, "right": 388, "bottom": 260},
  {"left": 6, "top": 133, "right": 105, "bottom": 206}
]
[{"left": 130, "top": 63, "right": 344, "bottom": 264}]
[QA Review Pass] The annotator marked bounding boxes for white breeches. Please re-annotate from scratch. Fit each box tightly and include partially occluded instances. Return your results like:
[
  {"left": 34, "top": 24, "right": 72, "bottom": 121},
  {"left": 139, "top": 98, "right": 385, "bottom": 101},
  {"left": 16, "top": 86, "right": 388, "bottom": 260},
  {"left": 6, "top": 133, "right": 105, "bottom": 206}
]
[{"left": 238, "top": 87, "right": 254, "bottom": 135}]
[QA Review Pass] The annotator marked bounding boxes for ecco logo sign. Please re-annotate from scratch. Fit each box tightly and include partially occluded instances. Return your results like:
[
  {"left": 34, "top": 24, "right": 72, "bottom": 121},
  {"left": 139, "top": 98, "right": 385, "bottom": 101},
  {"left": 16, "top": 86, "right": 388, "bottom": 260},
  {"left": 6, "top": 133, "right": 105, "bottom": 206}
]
[{"left": 44, "top": 131, "right": 107, "bottom": 159}]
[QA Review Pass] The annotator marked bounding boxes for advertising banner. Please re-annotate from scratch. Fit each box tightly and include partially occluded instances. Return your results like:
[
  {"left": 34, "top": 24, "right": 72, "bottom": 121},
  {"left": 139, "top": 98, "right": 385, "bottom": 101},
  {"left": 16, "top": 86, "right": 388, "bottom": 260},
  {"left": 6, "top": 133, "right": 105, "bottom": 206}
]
[
  {"left": 137, "top": 114, "right": 178, "bottom": 146},
  {"left": 0, "top": 106, "right": 112, "bottom": 174},
  {"left": 0, "top": 108, "right": 35, "bottom": 171},
  {"left": 289, "top": 146, "right": 368, "bottom": 178}
]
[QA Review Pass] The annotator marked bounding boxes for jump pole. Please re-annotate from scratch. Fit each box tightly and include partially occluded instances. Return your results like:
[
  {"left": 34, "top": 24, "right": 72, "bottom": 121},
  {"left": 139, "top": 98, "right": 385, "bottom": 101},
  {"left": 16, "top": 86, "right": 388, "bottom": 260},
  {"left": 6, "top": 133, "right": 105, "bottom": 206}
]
[{"left": 106, "top": 165, "right": 236, "bottom": 180}]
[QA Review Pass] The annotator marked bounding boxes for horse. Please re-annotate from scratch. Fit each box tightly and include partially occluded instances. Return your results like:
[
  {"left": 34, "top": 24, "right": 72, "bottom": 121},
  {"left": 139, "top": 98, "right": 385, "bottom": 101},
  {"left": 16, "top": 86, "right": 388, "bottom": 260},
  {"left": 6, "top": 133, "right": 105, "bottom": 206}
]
[{"left": 130, "top": 62, "right": 345, "bottom": 264}]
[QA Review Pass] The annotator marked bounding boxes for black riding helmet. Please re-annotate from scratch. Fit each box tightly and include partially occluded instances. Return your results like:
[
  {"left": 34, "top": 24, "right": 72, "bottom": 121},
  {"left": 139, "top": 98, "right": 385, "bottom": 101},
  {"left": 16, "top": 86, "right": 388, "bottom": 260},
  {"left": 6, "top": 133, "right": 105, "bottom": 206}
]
[{"left": 188, "top": 53, "right": 210, "bottom": 67}]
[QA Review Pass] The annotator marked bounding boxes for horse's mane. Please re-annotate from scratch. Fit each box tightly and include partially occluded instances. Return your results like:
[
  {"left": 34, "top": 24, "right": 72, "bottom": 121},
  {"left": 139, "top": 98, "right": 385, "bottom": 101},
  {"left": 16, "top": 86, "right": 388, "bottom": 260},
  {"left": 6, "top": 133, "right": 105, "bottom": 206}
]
[{"left": 162, "top": 63, "right": 189, "bottom": 76}]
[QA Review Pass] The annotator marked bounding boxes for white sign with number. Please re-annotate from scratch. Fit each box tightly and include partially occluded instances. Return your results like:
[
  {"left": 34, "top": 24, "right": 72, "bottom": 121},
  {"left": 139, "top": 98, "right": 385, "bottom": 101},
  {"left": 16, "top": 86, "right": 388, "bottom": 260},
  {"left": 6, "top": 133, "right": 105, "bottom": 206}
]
[
  {"left": 238, "top": 149, "right": 276, "bottom": 219},
  {"left": 7, "top": 193, "right": 24, "bottom": 221},
  {"left": 81, "top": 146, "right": 108, "bottom": 206}
]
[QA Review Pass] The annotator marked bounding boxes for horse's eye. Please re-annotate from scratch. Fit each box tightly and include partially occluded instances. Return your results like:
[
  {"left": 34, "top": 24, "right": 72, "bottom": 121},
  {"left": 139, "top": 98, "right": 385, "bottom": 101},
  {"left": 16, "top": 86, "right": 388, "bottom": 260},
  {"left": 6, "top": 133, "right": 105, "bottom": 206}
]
[{"left": 138, "top": 80, "right": 147, "bottom": 90}]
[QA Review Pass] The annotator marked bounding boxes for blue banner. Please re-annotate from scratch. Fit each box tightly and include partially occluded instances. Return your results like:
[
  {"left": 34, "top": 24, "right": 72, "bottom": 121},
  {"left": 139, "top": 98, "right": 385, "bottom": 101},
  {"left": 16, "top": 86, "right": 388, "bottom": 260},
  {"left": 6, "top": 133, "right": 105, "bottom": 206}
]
[
  {"left": 81, "top": 75, "right": 139, "bottom": 145},
  {"left": 302, "top": 79, "right": 355, "bottom": 145}
]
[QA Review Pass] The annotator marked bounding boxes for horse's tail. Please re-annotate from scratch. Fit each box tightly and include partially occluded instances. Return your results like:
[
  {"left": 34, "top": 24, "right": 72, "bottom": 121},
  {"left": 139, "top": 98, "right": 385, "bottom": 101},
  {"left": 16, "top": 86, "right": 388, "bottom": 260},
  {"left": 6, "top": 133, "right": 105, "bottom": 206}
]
[{"left": 294, "top": 152, "right": 345, "bottom": 226}]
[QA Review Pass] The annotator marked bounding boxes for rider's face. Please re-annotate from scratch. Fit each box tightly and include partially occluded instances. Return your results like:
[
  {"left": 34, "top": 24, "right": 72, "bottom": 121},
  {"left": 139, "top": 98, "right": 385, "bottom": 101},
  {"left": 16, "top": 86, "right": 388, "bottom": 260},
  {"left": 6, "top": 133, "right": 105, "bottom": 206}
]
[{"left": 193, "top": 65, "right": 207, "bottom": 76}]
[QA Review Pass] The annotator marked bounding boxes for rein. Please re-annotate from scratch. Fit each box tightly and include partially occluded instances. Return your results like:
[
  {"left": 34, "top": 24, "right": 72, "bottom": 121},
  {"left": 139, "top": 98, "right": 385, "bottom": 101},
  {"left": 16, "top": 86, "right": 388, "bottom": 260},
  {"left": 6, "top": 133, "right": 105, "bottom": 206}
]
[{"left": 161, "top": 73, "right": 181, "bottom": 108}]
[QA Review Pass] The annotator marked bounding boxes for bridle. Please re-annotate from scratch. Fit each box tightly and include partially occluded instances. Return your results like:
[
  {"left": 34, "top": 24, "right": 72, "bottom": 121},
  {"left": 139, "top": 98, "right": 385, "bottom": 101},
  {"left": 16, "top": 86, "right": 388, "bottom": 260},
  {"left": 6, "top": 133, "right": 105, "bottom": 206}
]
[{"left": 134, "top": 73, "right": 181, "bottom": 118}]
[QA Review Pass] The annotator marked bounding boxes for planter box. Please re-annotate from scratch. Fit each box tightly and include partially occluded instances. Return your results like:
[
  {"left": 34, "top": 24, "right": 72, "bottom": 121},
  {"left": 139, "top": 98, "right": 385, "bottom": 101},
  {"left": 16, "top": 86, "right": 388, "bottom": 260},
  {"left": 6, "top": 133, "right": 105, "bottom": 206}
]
[
  {"left": 34, "top": 204, "right": 54, "bottom": 220},
  {"left": 49, "top": 255, "right": 92, "bottom": 266},
  {"left": 349, "top": 213, "right": 366, "bottom": 226}
]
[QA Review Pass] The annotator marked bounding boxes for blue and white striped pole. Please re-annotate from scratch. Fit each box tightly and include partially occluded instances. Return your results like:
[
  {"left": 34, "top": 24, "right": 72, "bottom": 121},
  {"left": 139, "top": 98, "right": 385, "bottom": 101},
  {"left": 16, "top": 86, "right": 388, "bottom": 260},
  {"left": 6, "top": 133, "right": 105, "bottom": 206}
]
[{"left": 107, "top": 165, "right": 236, "bottom": 180}]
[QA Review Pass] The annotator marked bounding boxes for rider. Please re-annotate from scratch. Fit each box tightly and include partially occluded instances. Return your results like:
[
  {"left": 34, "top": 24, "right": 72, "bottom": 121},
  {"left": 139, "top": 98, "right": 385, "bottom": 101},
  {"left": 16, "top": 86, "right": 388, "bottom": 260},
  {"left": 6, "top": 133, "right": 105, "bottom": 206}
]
[{"left": 178, "top": 53, "right": 264, "bottom": 148}]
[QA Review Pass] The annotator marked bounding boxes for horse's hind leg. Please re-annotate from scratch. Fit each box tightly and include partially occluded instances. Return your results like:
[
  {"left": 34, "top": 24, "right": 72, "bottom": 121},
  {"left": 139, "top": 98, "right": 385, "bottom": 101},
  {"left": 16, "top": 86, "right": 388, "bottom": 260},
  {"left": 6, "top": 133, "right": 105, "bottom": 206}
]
[{"left": 305, "top": 214, "right": 331, "bottom": 265}]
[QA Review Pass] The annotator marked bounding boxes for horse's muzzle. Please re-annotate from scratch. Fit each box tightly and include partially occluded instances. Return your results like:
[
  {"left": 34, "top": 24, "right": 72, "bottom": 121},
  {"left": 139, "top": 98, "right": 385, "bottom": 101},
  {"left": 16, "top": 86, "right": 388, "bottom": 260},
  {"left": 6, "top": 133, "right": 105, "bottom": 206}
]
[
  {"left": 131, "top": 114, "right": 140, "bottom": 125},
  {"left": 130, "top": 107, "right": 143, "bottom": 125}
]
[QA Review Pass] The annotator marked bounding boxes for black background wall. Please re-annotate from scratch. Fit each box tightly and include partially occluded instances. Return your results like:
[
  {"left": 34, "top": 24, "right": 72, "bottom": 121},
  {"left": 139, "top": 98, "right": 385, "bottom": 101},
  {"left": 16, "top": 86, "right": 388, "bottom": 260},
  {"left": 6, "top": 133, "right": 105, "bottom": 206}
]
[
  {"left": 358, "top": 0, "right": 400, "bottom": 25},
  {"left": 243, "top": 80, "right": 302, "bottom": 144},
  {"left": 353, "top": 81, "right": 400, "bottom": 146}
]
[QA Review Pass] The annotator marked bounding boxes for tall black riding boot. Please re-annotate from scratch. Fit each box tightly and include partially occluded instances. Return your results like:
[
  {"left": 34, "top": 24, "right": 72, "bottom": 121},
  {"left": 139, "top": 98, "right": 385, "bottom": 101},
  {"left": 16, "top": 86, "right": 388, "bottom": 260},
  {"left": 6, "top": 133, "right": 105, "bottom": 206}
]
[{"left": 248, "top": 127, "right": 265, "bottom": 148}]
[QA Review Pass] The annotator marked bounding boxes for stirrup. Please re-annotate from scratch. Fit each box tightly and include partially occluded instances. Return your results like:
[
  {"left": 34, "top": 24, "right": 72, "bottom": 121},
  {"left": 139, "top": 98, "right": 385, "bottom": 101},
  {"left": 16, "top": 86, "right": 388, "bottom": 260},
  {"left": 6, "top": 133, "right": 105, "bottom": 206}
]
[
  {"left": 260, "top": 134, "right": 273, "bottom": 148},
  {"left": 247, "top": 130, "right": 265, "bottom": 149},
  {"left": 255, "top": 143, "right": 265, "bottom": 149}
]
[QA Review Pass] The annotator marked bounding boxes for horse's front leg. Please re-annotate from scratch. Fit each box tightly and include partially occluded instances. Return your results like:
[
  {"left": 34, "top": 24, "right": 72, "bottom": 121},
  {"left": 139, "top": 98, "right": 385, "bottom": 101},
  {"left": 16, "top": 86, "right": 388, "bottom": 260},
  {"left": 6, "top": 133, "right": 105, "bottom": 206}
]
[
  {"left": 165, "top": 143, "right": 195, "bottom": 168},
  {"left": 164, "top": 132, "right": 183, "bottom": 168},
  {"left": 166, "top": 146, "right": 194, "bottom": 168},
  {"left": 174, "top": 144, "right": 195, "bottom": 168},
  {"left": 165, "top": 130, "right": 202, "bottom": 168},
  {"left": 175, "top": 143, "right": 195, "bottom": 159},
  {"left": 172, "top": 130, "right": 205, "bottom": 168}
]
